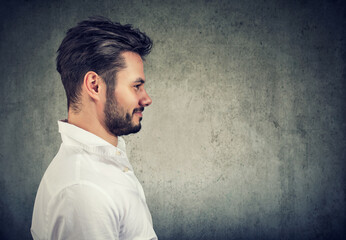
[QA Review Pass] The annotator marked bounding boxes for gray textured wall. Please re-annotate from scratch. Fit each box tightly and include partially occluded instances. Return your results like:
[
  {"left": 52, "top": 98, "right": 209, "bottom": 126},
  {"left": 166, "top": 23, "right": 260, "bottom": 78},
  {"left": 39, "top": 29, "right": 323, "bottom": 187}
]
[{"left": 0, "top": 0, "right": 345, "bottom": 239}]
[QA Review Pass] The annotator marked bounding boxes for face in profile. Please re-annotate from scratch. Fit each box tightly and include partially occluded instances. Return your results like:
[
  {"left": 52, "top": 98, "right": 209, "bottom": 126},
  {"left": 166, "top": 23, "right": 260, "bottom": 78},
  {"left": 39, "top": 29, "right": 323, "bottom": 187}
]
[{"left": 104, "top": 52, "right": 152, "bottom": 136}]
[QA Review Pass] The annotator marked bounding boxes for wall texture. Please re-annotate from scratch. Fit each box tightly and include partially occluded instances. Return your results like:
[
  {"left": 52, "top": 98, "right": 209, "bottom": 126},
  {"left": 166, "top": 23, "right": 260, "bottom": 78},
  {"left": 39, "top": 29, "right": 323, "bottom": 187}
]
[{"left": 0, "top": 0, "right": 345, "bottom": 239}]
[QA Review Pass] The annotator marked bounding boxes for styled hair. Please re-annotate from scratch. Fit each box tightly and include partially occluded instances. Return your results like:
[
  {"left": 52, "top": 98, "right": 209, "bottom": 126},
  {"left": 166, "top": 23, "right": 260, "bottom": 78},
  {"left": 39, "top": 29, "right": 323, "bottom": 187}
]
[{"left": 56, "top": 16, "right": 153, "bottom": 111}]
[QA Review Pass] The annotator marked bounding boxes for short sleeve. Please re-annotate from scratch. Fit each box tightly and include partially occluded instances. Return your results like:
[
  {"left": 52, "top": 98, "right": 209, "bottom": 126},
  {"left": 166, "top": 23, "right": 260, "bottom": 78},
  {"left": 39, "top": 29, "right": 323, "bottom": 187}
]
[{"left": 46, "top": 183, "right": 120, "bottom": 240}]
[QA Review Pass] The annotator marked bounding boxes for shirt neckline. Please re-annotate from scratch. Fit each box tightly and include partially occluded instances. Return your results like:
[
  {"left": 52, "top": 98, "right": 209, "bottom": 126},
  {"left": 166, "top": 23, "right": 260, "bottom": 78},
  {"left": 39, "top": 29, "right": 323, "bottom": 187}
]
[{"left": 58, "top": 120, "right": 132, "bottom": 171}]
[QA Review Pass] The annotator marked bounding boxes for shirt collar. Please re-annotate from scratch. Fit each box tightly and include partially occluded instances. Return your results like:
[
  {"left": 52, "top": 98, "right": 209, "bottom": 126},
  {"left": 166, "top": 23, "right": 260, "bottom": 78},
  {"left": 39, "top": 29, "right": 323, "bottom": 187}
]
[{"left": 58, "top": 120, "right": 132, "bottom": 170}]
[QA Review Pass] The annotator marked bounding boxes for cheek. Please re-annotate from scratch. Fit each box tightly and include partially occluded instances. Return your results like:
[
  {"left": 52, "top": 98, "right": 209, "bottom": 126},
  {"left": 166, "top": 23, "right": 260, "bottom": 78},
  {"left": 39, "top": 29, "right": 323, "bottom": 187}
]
[{"left": 115, "top": 89, "right": 138, "bottom": 109}]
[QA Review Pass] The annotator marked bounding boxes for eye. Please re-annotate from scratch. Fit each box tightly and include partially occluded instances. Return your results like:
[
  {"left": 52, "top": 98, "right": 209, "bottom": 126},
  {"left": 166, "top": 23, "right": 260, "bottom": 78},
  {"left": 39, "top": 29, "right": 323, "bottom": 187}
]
[{"left": 134, "top": 84, "right": 141, "bottom": 91}]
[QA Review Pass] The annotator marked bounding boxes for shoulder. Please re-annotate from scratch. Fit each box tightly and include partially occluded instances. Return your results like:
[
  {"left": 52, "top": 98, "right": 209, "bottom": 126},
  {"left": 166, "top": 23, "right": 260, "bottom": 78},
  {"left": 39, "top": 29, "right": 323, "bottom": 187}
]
[{"left": 50, "top": 182, "right": 117, "bottom": 210}]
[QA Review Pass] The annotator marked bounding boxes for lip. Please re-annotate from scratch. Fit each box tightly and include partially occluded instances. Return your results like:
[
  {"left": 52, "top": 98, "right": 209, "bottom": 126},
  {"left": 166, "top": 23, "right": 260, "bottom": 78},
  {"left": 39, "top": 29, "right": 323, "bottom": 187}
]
[
  {"left": 133, "top": 107, "right": 144, "bottom": 117},
  {"left": 134, "top": 111, "right": 143, "bottom": 117}
]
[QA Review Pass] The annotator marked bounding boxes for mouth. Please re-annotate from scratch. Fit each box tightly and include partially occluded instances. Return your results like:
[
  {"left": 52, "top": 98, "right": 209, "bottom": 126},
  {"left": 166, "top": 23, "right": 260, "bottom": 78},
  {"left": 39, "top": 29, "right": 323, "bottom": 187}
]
[{"left": 133, "top": 107, "right": 144, "bottom": 117}]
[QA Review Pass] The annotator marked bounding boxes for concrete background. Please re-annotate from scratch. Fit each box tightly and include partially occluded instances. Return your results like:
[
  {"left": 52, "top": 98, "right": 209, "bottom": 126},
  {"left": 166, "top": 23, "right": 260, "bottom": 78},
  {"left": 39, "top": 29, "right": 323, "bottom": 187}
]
[{"left": 0, "top": 0, "right": 345, "bottom": 239}]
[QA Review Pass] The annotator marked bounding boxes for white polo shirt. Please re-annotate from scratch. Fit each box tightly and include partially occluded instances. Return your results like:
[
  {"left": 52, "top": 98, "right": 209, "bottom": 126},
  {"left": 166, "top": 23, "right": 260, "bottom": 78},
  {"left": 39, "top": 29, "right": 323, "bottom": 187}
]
[{"left": 31, "top": 121, "right": 157, "bottom": 240}]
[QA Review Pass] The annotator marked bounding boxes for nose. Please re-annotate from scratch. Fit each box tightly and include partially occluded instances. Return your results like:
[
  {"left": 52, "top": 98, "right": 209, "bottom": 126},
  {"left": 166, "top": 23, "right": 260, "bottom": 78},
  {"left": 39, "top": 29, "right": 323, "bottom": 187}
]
[{"left": 139, "top": 89, "right": 152, "bottom": 107}]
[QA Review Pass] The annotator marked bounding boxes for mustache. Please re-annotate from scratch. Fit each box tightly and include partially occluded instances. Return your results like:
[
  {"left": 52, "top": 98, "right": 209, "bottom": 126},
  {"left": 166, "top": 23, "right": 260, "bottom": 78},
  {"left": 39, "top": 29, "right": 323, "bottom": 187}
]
[{"left": 133, "top": 107, "right": 144, "bottom": 114}]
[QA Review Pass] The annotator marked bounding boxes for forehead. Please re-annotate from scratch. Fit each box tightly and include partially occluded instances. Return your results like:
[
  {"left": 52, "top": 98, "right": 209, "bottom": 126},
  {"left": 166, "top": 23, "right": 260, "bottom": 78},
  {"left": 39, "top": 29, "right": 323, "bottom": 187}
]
[{"left": 117, "top": 51, "right": 145, "bottom": 83}]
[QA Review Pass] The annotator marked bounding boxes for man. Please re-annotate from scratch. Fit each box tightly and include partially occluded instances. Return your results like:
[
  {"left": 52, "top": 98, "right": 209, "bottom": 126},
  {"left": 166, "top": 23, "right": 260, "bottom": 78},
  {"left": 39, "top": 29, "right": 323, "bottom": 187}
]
[{"left": 31, "top": 17, "right": 157, "bottom": 240}]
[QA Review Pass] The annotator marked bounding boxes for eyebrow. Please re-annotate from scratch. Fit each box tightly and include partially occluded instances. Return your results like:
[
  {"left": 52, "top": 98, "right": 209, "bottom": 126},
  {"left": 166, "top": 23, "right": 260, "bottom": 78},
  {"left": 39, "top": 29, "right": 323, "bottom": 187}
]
[{"left": 133, "top": 78, "right": 145, "bottom": 84}]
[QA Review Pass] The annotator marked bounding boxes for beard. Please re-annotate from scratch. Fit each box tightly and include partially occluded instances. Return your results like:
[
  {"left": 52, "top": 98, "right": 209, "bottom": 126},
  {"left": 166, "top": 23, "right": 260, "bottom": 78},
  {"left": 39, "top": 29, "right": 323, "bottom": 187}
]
[{"left": 104, "top": 94, "right": 143, "bottom": 136}]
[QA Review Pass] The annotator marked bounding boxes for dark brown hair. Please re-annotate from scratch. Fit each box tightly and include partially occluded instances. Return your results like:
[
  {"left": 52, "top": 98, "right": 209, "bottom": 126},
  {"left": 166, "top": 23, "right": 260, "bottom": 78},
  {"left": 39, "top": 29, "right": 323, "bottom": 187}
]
[{"left": 56, "top": 16, "right": 153, "bottom": 111}]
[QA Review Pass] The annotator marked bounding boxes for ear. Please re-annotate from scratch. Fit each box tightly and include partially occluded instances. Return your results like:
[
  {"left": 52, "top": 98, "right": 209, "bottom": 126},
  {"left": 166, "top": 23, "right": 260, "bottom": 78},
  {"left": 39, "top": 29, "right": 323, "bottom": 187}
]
[{"left": 83, "top": 71, "right": 103, "bottom": 101}]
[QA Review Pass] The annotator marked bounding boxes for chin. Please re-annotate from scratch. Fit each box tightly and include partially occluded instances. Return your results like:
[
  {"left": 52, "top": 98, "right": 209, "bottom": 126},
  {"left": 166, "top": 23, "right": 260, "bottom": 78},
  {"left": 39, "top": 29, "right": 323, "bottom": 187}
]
[
  {"left": 116, "top": 123, "right": 142, "bottom": 136},
  {"left": 126, "top": 124, "right": 142, "bottom": 135}
]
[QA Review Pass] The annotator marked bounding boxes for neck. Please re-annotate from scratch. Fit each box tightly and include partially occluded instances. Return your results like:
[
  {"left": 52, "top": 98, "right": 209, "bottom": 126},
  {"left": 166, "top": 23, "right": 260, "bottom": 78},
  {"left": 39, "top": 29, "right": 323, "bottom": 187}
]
[{"left": 67, "top": 109, "right": 118, "bottom": 147}]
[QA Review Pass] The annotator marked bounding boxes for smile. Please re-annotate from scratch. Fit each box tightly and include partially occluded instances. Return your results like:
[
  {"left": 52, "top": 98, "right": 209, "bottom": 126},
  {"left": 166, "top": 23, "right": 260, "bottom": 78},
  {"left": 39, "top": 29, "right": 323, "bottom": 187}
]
[
  {"left": 134, "top": 111, "right": 143, "bottom": 117},
  {"left": 133, "top": 107, "right": 144, "bottom": 118}
]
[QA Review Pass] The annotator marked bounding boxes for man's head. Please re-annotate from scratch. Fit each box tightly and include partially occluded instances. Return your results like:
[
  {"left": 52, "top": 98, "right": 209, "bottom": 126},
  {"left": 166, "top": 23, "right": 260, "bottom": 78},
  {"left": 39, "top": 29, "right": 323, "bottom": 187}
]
[{"left": 57, "top": 17, "right": 153, "bottom": 136}]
